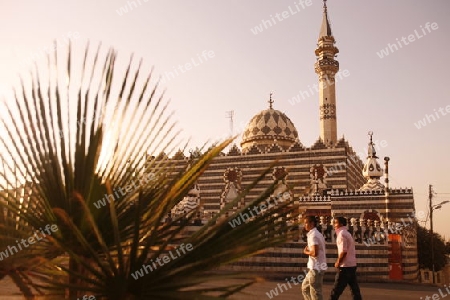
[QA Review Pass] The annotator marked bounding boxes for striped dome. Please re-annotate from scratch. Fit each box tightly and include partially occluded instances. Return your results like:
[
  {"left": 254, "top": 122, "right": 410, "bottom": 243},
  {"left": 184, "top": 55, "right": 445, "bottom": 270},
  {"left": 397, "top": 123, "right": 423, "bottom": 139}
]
[{"left": 241, "top": 108, "right": 299, "bottom": 152}]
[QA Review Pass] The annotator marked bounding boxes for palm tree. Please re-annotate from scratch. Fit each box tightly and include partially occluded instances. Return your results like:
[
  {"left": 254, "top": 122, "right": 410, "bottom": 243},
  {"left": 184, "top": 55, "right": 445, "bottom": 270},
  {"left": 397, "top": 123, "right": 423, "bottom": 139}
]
[{"left": 0, "top": 43, "right": 298, "bottom": 299}]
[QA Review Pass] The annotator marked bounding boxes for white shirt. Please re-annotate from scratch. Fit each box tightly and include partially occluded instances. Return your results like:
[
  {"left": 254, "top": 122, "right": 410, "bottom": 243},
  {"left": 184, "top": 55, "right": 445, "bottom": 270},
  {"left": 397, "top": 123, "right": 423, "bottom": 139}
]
[{"left": 306, "top": 227, "right": 328, "bottom": 271}]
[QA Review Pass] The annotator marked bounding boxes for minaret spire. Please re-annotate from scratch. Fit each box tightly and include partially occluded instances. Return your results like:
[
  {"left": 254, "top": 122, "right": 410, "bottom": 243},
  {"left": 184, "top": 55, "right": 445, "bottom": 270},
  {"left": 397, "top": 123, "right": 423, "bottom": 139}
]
[
  {"left": 320, "top": 0, "right": 332, "bottom": 38},
  {"left": 315, "top": 0, "right": 339, "bottom": 146}
]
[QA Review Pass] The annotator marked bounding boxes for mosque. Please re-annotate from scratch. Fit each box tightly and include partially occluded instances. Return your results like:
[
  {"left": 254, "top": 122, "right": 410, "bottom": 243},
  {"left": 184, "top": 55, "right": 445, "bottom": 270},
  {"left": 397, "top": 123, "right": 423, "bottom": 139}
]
[{"left": 167, "top": 1, "right": 418, "bottom": 282}]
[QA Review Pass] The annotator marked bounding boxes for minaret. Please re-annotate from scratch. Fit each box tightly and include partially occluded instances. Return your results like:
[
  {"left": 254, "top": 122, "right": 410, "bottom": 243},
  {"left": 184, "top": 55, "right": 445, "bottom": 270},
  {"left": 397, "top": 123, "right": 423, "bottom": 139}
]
[{"left": 315, "top": 0, "right": 339, "bottom": 145}]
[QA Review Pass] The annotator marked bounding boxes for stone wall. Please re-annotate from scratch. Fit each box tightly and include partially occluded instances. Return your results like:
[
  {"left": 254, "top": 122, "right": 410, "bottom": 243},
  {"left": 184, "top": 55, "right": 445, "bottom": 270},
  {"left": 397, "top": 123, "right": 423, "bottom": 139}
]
[{"left": 174, "top": 189, "right": 418, "bottom": 283}]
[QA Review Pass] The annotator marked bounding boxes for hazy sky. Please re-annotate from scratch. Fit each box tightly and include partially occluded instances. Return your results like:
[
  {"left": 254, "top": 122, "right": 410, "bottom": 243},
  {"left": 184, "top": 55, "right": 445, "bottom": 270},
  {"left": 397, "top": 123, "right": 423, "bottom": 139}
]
[{"left": 1, "top": 1, "right": 449, "bottom": 237}]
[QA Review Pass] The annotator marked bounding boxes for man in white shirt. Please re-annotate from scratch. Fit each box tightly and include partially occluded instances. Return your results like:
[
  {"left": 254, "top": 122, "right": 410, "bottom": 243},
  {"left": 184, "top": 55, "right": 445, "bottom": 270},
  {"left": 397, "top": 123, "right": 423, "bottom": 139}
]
[
  {"left": 329, "top": 216, "right": 362, "bottom": 300},
  {"left": 302, "top": 216, "right": 328, "bottom": 300}
]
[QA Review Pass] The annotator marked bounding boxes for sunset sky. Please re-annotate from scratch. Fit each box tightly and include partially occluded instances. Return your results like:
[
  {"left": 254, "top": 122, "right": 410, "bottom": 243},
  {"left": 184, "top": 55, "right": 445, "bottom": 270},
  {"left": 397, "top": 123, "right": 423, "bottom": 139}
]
[{"left": 0, "top": 0, "right": 449, "bottom": 237}]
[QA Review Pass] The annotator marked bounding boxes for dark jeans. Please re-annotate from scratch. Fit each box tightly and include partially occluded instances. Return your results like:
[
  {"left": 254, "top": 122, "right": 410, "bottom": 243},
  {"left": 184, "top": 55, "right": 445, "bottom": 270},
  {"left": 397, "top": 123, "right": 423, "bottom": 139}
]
[{"left": 329, "top": 267, "right": 362, "bottom": 300}]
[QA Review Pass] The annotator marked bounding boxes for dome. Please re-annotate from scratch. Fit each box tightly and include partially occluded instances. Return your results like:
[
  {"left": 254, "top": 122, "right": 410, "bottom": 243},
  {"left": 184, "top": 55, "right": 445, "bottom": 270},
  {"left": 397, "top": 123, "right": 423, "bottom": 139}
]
[
  {"left": 362, "top": 133, "right": 383, "bottom": 179},
  {"left": 241, "top": 108, "right": 299, "bottom": 152},
  {"left": 359, "top": 132, "right": 385, "bottom": 192},
  {"left": 362, "top": 157, "right": 383, "bottom": 179}
]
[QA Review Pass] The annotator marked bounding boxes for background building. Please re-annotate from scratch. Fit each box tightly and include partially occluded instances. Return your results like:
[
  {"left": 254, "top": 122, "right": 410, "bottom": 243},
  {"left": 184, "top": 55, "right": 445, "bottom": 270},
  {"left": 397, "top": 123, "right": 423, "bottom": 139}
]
[{"left": 166, "top": 1, "right": 419, "bottom": 282}]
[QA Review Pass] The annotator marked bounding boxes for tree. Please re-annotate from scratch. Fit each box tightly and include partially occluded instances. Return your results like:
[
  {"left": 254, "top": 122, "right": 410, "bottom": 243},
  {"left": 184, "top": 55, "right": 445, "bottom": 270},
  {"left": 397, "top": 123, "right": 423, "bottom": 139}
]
[
  {"left": 417, "top": 225, "right": 447, "bottom": 271},
  {"left": 446, "top": 241, "right": 450, "bottom": 255},
  {"left": 0, "top": 44, "right": 296, "bottom": 299}
]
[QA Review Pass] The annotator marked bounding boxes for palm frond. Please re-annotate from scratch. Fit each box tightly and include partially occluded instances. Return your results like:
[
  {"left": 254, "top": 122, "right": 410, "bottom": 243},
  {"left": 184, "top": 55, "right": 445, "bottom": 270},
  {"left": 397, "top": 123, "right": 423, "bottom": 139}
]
[{"left": 0, "top": 44, "right": 298, "bottom": 299}]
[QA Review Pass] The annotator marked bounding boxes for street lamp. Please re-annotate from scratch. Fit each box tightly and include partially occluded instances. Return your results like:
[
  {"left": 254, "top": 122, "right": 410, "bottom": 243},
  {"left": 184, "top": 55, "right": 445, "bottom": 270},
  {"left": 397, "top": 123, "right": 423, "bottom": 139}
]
[{"left": 430, "top": 199, "right": 449, "bottom": 284}]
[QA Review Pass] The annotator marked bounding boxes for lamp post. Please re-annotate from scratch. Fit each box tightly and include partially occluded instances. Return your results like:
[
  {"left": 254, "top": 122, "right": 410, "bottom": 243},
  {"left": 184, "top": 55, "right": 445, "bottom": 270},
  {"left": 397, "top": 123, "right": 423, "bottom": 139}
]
[{"left": 429, "top": 196, "right": 449, "bottom": 284}]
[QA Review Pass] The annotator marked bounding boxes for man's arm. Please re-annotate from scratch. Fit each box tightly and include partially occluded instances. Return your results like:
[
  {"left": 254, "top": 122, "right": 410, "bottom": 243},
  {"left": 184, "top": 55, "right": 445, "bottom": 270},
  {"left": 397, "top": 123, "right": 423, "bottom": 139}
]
[
  {"left": 304, "top": 244, "right": 319, "bottom": 257},
  {"left": 335, "top": 251, "right": 347, "bottom": 267}
]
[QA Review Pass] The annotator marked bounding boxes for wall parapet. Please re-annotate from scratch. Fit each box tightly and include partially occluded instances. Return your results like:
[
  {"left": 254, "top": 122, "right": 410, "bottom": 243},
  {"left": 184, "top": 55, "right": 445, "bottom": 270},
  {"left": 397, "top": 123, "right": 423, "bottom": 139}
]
[
  {"left": 298, "top": 195, "right": 331, "bottom": 202},
  {"left": 329, "top": 188, "right": 413, "bottom": 197}
]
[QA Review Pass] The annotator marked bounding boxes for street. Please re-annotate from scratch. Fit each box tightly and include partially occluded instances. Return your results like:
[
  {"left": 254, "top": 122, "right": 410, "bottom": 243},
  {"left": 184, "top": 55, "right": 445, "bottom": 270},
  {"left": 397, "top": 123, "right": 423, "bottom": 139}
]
[{"left": 0, "top": 277, "right": 443, "bottom": 299}]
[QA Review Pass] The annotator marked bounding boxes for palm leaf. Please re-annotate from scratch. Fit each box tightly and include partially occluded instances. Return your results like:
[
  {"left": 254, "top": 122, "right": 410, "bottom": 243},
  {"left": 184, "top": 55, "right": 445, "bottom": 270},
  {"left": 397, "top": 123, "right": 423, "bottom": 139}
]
[{"left": 0, "top": 43, "right": 298, "bottom": 299}]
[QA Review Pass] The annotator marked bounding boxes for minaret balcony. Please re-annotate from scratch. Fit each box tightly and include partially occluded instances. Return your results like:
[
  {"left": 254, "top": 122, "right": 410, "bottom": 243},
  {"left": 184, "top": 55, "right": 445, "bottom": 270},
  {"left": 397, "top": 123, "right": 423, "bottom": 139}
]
[
  {"left": 315, "top": 45, "right": 339, "bottom": 56},
  {"left": 316, "top": 60, "right": 339, "bottom": 67},
  {"left": 315, "top": 60, "right": 339, "bottom": 74}
]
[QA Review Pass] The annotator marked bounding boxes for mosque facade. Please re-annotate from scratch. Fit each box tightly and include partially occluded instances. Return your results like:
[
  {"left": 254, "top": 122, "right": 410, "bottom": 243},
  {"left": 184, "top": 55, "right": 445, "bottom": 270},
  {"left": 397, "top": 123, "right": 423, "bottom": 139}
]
[{"left": 167, "top": 1, "right": 418, "bottom": 282}]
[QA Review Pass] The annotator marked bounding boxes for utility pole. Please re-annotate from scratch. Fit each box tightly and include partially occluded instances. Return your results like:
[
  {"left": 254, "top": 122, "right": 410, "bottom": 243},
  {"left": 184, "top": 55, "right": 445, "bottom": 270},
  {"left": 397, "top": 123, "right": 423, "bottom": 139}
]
[
  {"left": 429, "top": 184, "right": 435, "bottom": 284},
  {"left": 226, "top": 110, "right": 234, "bottom": 137},
  {"left": 384, "top": 157, "right": 390, "bottom": 222}
]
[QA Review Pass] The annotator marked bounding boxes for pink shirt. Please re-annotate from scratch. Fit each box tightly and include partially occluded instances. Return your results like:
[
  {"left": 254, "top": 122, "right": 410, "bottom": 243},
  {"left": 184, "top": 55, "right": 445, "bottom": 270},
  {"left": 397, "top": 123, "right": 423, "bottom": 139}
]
[{"left": 335, "top": 226, "right": 357, "bottom": 267}]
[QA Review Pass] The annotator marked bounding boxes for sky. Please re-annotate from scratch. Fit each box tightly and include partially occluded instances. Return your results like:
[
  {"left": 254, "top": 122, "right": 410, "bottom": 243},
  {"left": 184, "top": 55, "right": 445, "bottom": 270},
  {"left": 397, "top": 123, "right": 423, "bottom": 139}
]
[{"left": 0, "top": 0, "right": 449, "bottom": 238}]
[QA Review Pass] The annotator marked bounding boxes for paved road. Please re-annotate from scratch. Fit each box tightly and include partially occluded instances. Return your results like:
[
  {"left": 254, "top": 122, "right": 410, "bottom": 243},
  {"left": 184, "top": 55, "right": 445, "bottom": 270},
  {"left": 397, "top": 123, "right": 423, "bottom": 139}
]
[
  {"left": 0, "top": 278, "right": 444, "bottom": 299},
  {"left": 229, "top": 281, "right": 442, "bottom": 299}
]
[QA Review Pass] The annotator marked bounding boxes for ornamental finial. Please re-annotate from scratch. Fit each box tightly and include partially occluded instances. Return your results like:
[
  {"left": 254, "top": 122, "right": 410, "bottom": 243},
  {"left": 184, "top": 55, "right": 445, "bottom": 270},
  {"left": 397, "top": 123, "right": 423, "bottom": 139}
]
[
  {"left": 269, "top": 91, "right": 274, "bottom": 109},
  {"left": 367, "top": 131, "right": 377, "bottom": 158}
]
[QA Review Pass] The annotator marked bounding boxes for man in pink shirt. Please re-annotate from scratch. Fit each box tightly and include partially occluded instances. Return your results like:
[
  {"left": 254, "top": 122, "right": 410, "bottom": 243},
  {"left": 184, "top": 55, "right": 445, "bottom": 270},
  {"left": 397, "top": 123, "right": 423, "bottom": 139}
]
[{"left": 329, "top": 216, "right": 362, "bottom": 300}]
